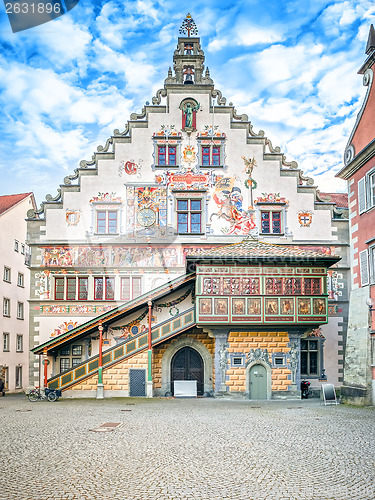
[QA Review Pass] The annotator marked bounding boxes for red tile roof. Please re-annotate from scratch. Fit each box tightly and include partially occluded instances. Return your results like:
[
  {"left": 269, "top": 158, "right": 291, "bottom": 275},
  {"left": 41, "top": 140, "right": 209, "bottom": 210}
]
[
  {"left": 319, "top": 192, "right": 348, "bottom": 208},
  {"left": 0, "top": 193, "right": 33, "bottom": 216}
]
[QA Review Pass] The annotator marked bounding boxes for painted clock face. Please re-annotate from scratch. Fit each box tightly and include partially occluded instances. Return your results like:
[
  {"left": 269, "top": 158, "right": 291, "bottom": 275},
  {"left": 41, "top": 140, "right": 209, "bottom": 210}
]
[{"left": 137, "top": 208, "right": 156, "bottom": 227}]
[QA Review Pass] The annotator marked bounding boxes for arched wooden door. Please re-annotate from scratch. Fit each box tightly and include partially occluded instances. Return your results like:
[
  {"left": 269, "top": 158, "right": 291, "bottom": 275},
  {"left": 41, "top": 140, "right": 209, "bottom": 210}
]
[{"left": 171, "top": 347, "right": 204, "bottom": 396}]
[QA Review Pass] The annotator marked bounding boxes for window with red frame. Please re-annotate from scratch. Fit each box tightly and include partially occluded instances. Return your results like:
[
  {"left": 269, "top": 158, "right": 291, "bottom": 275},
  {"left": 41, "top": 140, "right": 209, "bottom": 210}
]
[
  {"left": 201, "top": 146, "right": 221, "bottom": 166},
  {"left": 261, "top": 211, "right": 282, "bottom": 234},
  {"left": 177, "top": 199, "right": 202, "bottom": 234},
  {"left": 96, "top": 211, "right": 118, "bottom": 234},
  {"left": 158, "top": 146, "right": 177, "bottom": 166}
]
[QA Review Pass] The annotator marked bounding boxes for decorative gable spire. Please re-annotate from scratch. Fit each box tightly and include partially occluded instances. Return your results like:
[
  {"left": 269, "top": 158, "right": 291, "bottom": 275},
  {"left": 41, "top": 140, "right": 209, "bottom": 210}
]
[
  {"left": 365, "top": 24, "right": 375, "bottom": 55},
  {"left": 179, "top": 13, "right": 198, "bottom": 37}
]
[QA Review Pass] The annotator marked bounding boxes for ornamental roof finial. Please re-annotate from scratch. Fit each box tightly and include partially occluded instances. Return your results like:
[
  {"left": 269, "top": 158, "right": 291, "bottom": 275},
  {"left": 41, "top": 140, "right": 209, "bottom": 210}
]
[{"left": 179, "top": 13, "right": 198, "bottom": 37}]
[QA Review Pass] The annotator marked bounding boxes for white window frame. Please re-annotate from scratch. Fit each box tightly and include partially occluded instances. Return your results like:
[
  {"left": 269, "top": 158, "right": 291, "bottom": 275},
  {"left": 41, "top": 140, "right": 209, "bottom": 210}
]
[
  {"left": 369, "top": 245, "right": 375, "bottom": 285},
  {"left": 369, "top": 170, "right": 375, "bottom": 210},
  {"left": 358, "top": 169, "right": 375, "bottom": 214},
  {"left": 359, "top": 249, "right": 369, "bottom": 287},
  {"left": 176, "top": 197, "right": 204, "bottom": 235},
  {"left": 16, "top": 334, "right": 23, "bottom": 352},
  {"left": 17, "top": 272, "right": 24, "bottom": 287},
  {"left": 3, "top": 298, "right": 10, "bottom": 317},
  {"left": 3, "top": 332, "right": 10, "bottom": 352},
  {"left": 14, "top": 240, "right": 19, "bottom": 252},
  {"left": 15, "top": 366, "right": 22, "bottom": 388},
  {"left": 17, "top": 302, "right": 24, "bottom": 320},
  {"left": 21, "top": 244, "right": 25, "bottom": 255},
  {"left": 3, "top": 266, "right": 11, "bottom": 283}
]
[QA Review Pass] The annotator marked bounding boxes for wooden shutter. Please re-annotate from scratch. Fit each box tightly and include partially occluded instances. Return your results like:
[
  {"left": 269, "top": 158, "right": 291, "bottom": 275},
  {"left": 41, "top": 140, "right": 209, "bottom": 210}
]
[
  {"left": 358, "top": 177, "right": 367, "bottom": 213},
  {"left": 359, "top": 249, "right": 369, "bottom": 286}
]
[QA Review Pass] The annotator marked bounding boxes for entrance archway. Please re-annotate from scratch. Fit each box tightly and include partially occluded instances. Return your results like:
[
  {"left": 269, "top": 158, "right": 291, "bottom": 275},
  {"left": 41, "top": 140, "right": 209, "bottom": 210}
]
[
  {"left": 171, "top": 346, "right": 204, "bottom": 395},
  {"left": 158, "top": 335, "right": 213, "bottom": 397}
]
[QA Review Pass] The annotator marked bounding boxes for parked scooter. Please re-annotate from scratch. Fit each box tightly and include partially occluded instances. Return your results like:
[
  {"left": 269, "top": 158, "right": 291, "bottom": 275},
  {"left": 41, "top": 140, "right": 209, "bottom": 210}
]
[{"left": 301, "top": 379, "right": 311, "bottom": 399}]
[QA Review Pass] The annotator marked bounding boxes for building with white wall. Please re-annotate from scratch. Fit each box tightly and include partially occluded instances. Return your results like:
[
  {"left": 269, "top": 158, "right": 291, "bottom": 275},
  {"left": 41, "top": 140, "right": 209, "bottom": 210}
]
[{"left": 0, "top": 192, "right": 35, "bottom": 392}]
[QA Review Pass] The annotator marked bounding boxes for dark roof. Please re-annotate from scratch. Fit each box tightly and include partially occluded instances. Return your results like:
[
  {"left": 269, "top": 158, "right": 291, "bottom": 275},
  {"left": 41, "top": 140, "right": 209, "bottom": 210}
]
[
  {"left": 32, "top": 272, "right": 195, "bottom": 354},
  {"left": 0, "top": 193, "right": 33, "bottom": 215},
  {"left": 319, "top": 192, "right": 348, "bottom": 208},
  {"left": 186, "top": 237, "right": 340, "bottom": 263},
  {"left": 366, "top": 24, "right": 375, "bottom": 55}
]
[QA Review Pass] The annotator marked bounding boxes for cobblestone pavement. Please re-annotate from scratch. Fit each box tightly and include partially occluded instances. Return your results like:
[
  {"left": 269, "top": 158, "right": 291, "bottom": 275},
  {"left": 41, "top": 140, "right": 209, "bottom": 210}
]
[{"left": 1, "top": 395, "right": 375, "bottom": 500}]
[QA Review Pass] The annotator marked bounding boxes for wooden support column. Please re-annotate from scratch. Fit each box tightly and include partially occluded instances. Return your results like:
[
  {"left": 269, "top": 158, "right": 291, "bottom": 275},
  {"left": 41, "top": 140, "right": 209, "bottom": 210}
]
[
  {"left": 97, "top": 322, "right": 104, "bottom": 399},
  {"left": 43, "top": 349, "right": 48, "bottom": 388},
  {"left": 147, "top": 300, "right": 153, "bottom": 398}
]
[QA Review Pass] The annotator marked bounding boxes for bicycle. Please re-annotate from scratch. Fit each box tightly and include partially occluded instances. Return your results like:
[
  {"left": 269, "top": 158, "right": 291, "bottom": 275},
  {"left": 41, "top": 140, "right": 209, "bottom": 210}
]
[{"left": 28, "top": 388, "right": 60, "bottom": 402}]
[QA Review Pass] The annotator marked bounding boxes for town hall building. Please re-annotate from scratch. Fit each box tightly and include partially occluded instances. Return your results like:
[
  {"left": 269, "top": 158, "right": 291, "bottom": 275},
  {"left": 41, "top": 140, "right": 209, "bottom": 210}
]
[{"left": 27, "top": 15, "right": 349, "bottom": 399}]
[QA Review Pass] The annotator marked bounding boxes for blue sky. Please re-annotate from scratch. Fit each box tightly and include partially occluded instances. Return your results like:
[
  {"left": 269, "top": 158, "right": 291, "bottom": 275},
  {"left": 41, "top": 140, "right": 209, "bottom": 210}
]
[{"left": 0, "top": 0, "right": 374, "bottom": 206}]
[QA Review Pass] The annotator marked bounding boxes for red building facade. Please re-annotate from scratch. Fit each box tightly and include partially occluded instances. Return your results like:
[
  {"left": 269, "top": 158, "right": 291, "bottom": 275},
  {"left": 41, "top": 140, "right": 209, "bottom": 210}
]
[{"left": 337, "top": 25, "right": 375, "bottom": 405}]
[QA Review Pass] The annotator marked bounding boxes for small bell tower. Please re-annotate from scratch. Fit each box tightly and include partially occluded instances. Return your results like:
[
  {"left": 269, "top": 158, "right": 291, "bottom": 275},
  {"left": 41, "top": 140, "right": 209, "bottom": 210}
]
[{"left": 164, "top": 14, "right": 214, "bottom": 86}]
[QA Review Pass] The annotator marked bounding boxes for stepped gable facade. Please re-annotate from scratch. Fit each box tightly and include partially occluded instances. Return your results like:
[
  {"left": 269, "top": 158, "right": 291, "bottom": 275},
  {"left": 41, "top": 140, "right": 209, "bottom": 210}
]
[
  {"left": 27, "top": 15, "right": 349, "bottom": 399},
  {"left": 337, "top": 24, "right": 375, "bottom": 405}
]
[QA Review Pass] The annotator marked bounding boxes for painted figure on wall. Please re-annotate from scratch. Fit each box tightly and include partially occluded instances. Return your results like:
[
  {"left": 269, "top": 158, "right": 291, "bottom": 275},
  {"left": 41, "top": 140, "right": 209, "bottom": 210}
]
[
  {"left": 248, "top": 298, "right": 261, "bottom": 315},
  {"left": 215, "top": 298, "right": 228, "bottom": 315},
  {"left": 199, "top": 298, "right": 212, "bottom": 315},
  {"left": 298, "top": 298, "right": 311, "bottom": 315},
  {"left": 281, "top": 298, "right": 294, "bottom": 315},
  {"left": 211, "top": 177, "right": 256, "bottom": 235}
]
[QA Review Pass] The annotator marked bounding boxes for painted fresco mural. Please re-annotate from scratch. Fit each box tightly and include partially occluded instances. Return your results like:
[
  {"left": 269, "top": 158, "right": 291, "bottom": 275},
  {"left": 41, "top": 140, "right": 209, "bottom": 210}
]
[
  {"left": 40, "top": 244, "right": 339, "bottom": 269},
  {"left": 211, "top": 177, "right": 256, "bottom": 235}
]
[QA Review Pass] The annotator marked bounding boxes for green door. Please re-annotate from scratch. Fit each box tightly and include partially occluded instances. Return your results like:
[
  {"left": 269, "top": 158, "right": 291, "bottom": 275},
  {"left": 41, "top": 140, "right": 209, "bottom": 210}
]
[{"left": 249, "top": 364, "right": 267, "bottom": 399}]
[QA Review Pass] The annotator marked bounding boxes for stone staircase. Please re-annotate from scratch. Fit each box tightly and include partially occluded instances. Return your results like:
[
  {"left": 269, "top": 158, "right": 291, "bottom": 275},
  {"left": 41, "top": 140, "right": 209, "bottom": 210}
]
[{"left": 47, "top": 307, "right": 195, "bottom": 391}]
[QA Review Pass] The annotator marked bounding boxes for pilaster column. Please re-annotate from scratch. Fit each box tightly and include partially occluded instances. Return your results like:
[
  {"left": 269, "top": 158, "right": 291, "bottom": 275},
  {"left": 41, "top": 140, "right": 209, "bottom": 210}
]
[
  {"left": 210, "top": 328, "right": 230, "bottom": 393},
  {"left": 96, "top": 322, "right": 104, "bottom": 399},
  {"left": 288, "top": 334, "right": 301, "bottom": 392}
]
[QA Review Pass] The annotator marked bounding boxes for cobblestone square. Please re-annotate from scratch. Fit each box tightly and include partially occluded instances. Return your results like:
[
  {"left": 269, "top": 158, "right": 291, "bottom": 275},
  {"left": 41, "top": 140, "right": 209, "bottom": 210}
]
[{"left": 1, "top": 395, "right": 374, "bottom": 500}]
